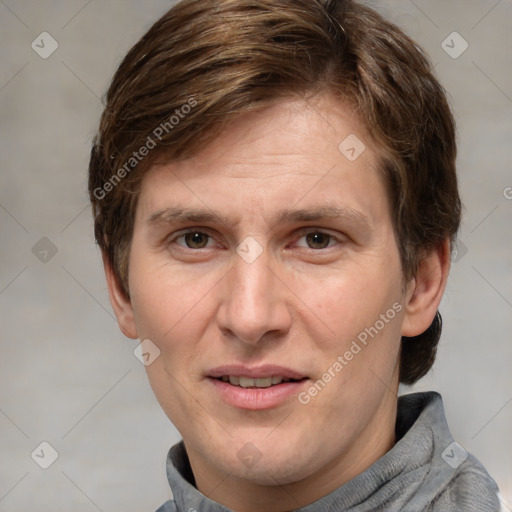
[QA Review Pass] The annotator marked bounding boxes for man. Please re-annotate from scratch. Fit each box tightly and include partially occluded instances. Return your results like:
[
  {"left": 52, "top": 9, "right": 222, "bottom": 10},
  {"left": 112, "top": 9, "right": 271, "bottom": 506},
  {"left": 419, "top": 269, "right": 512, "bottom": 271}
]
[{"left": 88, "top": 0, "right": 501, "bottom": 510}]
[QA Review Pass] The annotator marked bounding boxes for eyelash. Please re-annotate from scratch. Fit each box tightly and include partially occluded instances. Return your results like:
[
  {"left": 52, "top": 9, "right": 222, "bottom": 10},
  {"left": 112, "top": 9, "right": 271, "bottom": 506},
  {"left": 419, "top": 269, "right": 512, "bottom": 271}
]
[{"left": 167, "top": 228, "right": 343, "bottom": 252}]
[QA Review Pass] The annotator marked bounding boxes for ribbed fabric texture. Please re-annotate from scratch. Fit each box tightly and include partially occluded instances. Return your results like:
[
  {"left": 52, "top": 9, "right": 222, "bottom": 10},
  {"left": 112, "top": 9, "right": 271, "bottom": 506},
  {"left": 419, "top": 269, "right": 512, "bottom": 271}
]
[{"left": 156, "top": 392, "right": 500, "bottom": 512}]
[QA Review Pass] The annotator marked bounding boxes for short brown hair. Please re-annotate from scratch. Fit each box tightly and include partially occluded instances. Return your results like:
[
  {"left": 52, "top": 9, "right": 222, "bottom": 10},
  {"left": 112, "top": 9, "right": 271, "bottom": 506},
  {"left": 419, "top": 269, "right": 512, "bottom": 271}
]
[{"left": 88, "top": 0, "right": 461, "bottom": 385}]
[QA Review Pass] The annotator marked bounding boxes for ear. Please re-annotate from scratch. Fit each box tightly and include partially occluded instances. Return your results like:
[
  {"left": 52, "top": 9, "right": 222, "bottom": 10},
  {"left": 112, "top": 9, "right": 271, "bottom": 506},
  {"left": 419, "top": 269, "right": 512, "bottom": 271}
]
[
  {"left": 102, "top": 252, "right": 139, "bottom": 339},
  {"left": 401, "top": 239, "right": 451, "bottom": 337}
]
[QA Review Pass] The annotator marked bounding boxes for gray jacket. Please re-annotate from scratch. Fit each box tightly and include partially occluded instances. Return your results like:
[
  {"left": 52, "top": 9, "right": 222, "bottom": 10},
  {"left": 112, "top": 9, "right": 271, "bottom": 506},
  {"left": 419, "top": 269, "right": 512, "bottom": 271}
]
[{"left": 156, "top": 392, "right": 501, "bottom": 511}]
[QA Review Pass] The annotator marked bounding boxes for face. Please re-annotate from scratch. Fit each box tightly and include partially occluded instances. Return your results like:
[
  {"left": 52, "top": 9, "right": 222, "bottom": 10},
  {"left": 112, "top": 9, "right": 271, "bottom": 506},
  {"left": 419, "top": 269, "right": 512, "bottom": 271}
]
[{"left": 115, "top": 94, "right": 420, "bottom": 502}]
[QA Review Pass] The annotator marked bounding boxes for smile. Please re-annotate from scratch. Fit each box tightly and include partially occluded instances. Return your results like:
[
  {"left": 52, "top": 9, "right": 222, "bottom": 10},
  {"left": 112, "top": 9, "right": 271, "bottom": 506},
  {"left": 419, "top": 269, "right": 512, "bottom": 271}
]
[
  {"left": 207, "top": 365, "right": 310, "bottom": 410},
  {"left": 216, "top": 375, "right": 303, "bottom": 388}
]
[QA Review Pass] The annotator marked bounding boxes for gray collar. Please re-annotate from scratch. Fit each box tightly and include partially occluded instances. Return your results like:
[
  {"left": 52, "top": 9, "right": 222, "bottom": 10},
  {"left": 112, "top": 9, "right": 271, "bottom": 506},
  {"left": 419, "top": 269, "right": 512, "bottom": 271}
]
[{"left": 160, "top": 392, "right": 498, "bottom": 512}]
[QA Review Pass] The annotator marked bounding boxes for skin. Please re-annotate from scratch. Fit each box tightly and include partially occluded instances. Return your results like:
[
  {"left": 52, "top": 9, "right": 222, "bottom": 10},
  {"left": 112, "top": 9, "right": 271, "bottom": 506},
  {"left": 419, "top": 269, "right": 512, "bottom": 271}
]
[{"left": 105, "top": 93, "right": 451, "bottom": 512}]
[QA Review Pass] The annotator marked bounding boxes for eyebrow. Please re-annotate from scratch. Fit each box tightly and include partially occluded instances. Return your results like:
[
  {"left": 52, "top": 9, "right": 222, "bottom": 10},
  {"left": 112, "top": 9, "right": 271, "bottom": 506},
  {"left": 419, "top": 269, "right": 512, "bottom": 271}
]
[{"left": 146, "top": 205, "right": 371, "bottom": 231}]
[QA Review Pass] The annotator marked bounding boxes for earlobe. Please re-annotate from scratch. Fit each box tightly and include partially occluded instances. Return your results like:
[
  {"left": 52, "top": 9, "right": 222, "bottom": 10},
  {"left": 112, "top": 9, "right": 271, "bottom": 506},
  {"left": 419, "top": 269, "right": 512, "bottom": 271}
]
[
  {"left": 401, "top": 239, "right": 451, "bottom": 337},
  {"left": 102, "top": 253, "right": 139, "bottom": 339}
]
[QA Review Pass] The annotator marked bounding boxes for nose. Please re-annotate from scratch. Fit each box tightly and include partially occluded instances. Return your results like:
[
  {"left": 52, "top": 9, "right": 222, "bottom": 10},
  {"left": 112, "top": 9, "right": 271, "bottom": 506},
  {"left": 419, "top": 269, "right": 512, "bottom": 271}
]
[{"left": 216, "top": 247, "right": 292, "bottom": 347}]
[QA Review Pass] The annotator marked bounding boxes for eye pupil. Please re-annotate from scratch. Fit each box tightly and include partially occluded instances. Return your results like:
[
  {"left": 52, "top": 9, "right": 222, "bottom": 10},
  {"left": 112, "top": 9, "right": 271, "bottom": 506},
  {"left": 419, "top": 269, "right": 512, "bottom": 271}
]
[
  {"left": 181, "top": 232, "right": 332, "bottom": 250},
  {"left": 185, "top": 232, "right": 208, "bottom": 248},
  {"left": 306, "top": 232, "right": 330, "bottom": 249}
]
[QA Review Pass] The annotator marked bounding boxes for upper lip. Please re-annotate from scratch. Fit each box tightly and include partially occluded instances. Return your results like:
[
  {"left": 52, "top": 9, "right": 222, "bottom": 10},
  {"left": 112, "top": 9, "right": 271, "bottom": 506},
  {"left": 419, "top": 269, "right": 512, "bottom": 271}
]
[{"left": 208, "top": 364, "right": 307, "bottom": 380}]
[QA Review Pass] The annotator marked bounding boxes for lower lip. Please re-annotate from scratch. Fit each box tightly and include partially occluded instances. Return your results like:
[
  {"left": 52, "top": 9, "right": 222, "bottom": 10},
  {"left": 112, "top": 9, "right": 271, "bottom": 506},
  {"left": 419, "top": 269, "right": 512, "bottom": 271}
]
[{"left": 208, "top": 378, "right": 308, "bottom": 410}]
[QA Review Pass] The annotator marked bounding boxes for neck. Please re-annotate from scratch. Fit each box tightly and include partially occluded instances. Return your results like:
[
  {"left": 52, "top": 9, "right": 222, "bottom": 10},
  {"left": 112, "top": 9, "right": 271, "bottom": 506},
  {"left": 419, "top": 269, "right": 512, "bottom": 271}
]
[{"left": 187, "top": 391, "right": 398, "bottom": 512}]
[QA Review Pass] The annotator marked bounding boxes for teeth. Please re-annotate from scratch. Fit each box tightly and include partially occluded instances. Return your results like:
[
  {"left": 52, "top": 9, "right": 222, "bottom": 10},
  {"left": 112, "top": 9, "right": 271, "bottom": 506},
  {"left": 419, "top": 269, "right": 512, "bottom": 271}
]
[
  {"left": 222, "top": 376, "right": 294, "bottom": 388},
  {"left": 239, "top": 376, "right": 255, "bottom": 388},
  {"left": 254, "top": 377, "right": 272, "bottom": 388}
]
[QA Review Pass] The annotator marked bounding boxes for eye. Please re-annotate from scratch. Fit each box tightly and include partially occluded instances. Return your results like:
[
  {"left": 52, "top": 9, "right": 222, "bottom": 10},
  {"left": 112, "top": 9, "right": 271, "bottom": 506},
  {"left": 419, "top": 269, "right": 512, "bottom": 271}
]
[
  {"left": 174, "top": 231, "right": 215, "bottom": 249},
  {"left": 295, "top": 231, "right": 338, "bottom": 250}
]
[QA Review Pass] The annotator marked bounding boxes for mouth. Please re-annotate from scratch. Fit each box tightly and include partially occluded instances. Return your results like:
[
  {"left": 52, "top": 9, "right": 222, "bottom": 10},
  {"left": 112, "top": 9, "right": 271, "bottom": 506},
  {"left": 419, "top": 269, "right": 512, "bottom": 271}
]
[
  {"left": 214, "top": 375, "right": 307, "bottom": 388},
  {"left": 207, "top": 365, "right": 310, "bottom": 410}
]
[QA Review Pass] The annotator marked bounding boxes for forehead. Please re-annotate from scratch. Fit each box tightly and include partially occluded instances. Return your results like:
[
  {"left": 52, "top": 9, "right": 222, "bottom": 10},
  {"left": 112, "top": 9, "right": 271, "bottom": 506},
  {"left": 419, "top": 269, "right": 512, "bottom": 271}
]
[{"left": 136, "top": 94, "right": 389, "bottom": 226}]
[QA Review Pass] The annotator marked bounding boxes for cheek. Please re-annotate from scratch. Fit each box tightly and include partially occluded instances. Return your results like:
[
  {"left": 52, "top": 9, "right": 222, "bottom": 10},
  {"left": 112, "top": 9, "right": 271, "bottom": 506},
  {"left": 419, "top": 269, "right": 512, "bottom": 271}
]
[
  {"left": 303, "top": 262, "right": 403, "bottom": 348},
  {"left": 127, "top": 240, "right": 204, "bottom": 338},
  {"left": 130, "top": 279, "right": 201, "bottom": 348}
]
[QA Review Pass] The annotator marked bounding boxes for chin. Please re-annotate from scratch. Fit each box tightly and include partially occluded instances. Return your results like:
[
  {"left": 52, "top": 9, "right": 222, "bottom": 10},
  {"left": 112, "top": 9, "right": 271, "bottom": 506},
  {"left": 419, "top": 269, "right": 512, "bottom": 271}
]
[
  {"left": 221, "top": 435, "right": 316, "bottom": 486},
  {"left": 234, "top": 456, "right": 311, "bottom": 487}
]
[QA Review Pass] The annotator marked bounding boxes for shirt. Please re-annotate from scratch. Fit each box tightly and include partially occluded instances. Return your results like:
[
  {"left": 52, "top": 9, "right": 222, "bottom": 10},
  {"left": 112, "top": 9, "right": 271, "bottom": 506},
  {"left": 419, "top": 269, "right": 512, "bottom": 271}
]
[{"left": 156, "top": 392, "right": 501, "bottom": 511}]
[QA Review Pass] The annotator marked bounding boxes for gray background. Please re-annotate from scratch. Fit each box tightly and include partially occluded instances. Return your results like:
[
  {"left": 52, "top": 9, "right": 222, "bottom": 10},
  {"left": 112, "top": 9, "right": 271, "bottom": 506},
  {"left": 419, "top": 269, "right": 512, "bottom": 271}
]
[{"left": 0, "top": 0, "right": 511, "bottom": 510}]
